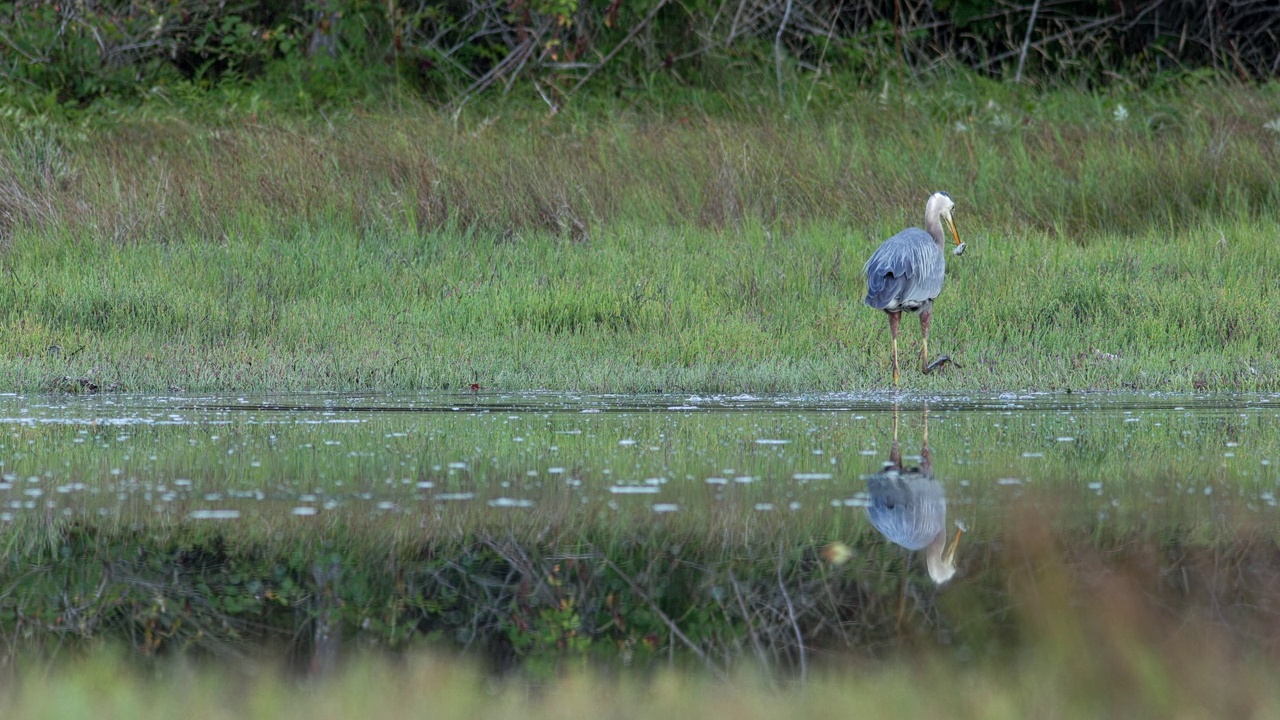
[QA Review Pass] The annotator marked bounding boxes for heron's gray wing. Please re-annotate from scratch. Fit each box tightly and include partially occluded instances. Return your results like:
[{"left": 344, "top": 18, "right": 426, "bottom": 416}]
[
  {"left": 863, "top": 228, "right": 946, "bottom": 310},
  {"left": 866, "top": 471, "right": 946, "bottom": 551}
]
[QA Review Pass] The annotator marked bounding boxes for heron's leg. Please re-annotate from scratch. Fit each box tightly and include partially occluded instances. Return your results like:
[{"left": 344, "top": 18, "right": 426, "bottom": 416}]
[
  {"left": 887, "top": 311, "right": 901, "bottom": 385},
  {"left": 919, "top": 307, "right": 932, "bottom": 373}
]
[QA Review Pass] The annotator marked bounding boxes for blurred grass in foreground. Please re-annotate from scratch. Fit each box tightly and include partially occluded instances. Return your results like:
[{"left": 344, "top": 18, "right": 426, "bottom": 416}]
[
  {"left": 5, "top": 617, "right": 1277, "bottom": 720},
  {"left": 1, "top": 80, "right": 1279, "bottom": 392}
]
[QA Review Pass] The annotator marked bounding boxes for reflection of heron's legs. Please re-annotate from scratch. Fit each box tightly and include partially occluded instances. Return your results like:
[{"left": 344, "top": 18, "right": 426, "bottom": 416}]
[
  {"left": 889, "top": 403, "right": 901, "bottom": 466},
  {"left": 896, "top": 564, "right": 908, "bottom": 630},
  {"left": 890, "top": 311, "right": 901, "bottom": 384},
  {"left": 921, "top": 404, "right": 931, "bottom": 474},
  {"left": 919, "top": 307, "right": 932, "bottom": 373}
]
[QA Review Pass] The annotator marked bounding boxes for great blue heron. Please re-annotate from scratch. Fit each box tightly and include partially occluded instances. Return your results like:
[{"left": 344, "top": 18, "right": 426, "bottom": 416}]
[
  {"left": 865, "top": 406, "right": 963, "bottom": 585},
  {"left": 863, "top": 191, "right": 965, "bottom": 385}
]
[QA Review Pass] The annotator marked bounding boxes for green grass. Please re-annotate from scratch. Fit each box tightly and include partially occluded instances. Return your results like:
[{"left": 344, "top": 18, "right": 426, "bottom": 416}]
[
  {"left": 5, "top": 73, "right": 1280, "bottom": 711},
  {"left": 2, "top": 80, "right": 1280, "bottom": 393}
]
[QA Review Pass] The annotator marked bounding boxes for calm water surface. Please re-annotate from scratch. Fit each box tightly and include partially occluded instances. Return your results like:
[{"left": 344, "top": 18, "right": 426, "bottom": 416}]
[
  {"left": 5, "top": 390, "right": 1280, "bottom": 671},
  {"left": 1, "top": 390, "right": 1277, "bottom": 533}
]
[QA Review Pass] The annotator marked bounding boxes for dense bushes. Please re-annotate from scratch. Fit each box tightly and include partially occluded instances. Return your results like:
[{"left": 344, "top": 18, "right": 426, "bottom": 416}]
[{"left": 0, "top": 1, "right": 1277, "bottom": 109}]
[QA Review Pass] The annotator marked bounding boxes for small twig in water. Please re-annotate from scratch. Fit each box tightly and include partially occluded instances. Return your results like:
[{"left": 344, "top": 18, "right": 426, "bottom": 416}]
[
  {"left": 776, "top": 547, "right": 806, "bottom": 683},
  {"left": 729, "top": 569, "right": 773, "bottom": 677}
]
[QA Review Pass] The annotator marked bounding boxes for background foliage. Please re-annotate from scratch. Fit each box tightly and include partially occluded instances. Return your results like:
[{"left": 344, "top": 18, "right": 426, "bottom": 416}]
[{"left": 1, "top": 0, "right": 1277, "bottom": 110}]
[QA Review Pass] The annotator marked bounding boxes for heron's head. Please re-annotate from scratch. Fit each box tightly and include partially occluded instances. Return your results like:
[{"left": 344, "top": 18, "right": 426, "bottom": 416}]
[
  {"left": 925, "top": 526, "right": 964, "bottom": 585},
  {"left": 925, "top": 191, "right": 963, "bottom": 252}
]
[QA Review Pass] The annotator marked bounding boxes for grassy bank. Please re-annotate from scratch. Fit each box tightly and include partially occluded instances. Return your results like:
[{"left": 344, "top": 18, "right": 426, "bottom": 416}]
[{"left": 2, "top": 81, "right": 1280, "bottom": 393}]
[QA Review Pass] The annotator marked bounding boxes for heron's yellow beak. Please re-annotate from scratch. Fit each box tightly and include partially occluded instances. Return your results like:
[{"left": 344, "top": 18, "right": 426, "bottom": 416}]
[
  {"left": 942, "top": 527, "right": 963, "bottom": 567},
  {"left": 943, "top": 210, "right": 962, "bottom": 248}
]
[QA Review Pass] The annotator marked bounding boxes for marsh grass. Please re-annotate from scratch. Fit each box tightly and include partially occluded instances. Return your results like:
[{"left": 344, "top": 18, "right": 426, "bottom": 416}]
[{"left": 1, "top": 81, "right": 1280, "bottom": 393}]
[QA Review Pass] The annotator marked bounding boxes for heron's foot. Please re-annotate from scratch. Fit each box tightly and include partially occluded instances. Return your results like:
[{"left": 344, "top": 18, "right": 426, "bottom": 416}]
[{"left": 923, "top": 355, "right": 958, "bottom": 374}]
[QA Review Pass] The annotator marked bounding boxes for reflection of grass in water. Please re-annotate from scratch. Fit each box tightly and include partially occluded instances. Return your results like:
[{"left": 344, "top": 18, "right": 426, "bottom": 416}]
[
  {"left": 2, "top": 495, "right": 1278, "bottom": 681},
  {"left": 1, "top": 84, "right": 1279, "bottom": 392},
  {"left": 1, "top": 403, "right": 1277, "bottom": 676},
  {"left": 6, "top": 402, "right": 1279, "bottom": 480},
  {"left": 1, "top": 402, "right": 1277, "bottom": 553}
]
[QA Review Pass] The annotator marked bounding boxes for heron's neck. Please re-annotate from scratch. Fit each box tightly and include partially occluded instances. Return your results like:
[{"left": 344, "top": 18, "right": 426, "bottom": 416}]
[
  {"left": 924, "top": 528, "right": 951, "bottom": 583},
  {"left": 924, "top": 213, "right": 947, "bottom": 251}
]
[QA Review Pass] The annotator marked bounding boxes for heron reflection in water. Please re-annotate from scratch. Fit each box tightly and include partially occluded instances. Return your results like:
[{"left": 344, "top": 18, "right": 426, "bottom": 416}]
[{"left": 866, "top": 405, "right": 964, "bottom": 585}]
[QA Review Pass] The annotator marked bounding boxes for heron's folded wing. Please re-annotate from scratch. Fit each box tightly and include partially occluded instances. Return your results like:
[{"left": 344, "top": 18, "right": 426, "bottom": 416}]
[
  {"left": 866, "top": 473, "right": 946, "bottom": 550},
  {"left": 863, "top": 228, "right": 945, "bottom": 309}
]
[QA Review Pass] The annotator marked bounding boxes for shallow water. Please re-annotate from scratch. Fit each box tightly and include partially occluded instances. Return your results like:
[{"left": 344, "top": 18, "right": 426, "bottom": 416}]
[
  {"left": 1, "top": 390, "right": 1277, "bottom": 531},
  {"left": 4, "top": 391, "right": 1280, "bottom": 671}
]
